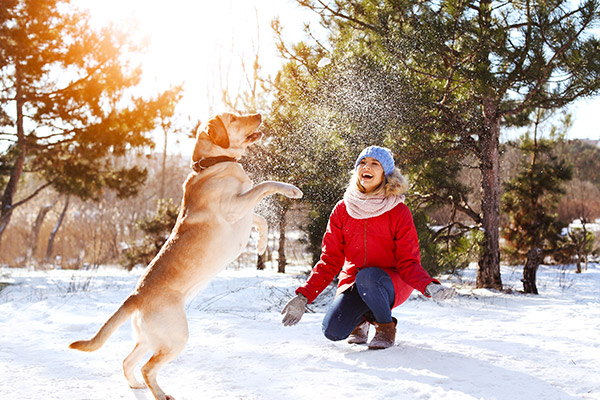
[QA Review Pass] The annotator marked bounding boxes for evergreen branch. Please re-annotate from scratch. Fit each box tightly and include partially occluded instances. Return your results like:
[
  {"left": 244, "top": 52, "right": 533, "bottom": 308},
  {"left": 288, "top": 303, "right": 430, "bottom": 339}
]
[
  {"left": 491, "top": 1, "right": 512, "bottom": 13},
  {"left": 410, "top": 192, "right": 482, "bottom": 223},
  {"left": 462, "top": 135, "right": 480, "bottom": 155},
  {"left": 503, "top": 7, "right": 595, "bottom": 117},
  {"left": 499, "top": 2, "right": 534, "bottom": 95},
  {"left": 11, "top": 181, "right": 53, "bottom": 209},
  {"left": 30, "top": 130, "right": 77, "bottom": 141},
  {"left": 432, "top": 221, "right": 479, "bottom": 242},
  {"left": 272, "top": 21, "right": 315, "bottom": 73},
  {"left": 305, "top": 24, "right": 330, "bottom": 53},
  {"left": 506, "top": 22, "right": 530, "bottom": 30},
  {"left": 396, "top": 55, "right": 465, "bottom": 83},
  {"left": 301, "top": 0, "right": 381, "bottom": 32},
  {"left": 553, "top": 4, "right": 593, "bottom": 25}
]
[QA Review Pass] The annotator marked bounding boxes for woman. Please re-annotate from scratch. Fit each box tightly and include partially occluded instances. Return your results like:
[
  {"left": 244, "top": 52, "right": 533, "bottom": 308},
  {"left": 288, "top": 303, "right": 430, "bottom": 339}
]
[{"left": 281, "top": 146, "right": 456, "bottom": 349}]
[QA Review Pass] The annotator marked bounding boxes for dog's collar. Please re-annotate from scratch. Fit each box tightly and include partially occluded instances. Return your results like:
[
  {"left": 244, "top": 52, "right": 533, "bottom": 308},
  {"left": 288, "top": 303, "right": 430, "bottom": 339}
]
[{"left": 191, "top": 156, "right": 237, "bottom": 172}]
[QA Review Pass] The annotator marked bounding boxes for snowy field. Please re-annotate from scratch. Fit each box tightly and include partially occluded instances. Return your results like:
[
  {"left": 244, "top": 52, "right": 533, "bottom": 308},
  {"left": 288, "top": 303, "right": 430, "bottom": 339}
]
[{"left": 1, "top": 262, "right": 599, "bottom": 400}]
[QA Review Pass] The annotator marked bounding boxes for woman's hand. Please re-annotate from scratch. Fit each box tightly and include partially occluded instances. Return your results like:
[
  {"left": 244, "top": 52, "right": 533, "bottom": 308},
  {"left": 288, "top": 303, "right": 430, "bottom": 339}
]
[
  {"left": 425, "top": 282, "right": 457, "bottom": 300},
  {"left": 281, "top": 294, "right": 308, "bottom": 326}
]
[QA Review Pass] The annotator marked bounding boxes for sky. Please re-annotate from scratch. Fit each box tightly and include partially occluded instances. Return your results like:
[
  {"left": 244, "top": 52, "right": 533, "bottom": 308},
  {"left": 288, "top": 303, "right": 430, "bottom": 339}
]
[
  {"left": 568, "top": 97, "right": 600, "bottom": 141},
  {"left": 79, "top": 0, "right": 316, "bottom": 154},
  {"left": 80, "top": 0, "right": 310, "bottom": 112},
  {"left": 79, "top": 0, "right": 599, "bottom": 155}
]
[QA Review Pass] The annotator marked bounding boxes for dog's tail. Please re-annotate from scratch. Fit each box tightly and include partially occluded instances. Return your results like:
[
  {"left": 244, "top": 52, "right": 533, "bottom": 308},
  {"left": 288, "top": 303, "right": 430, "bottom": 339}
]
[{"left": 69, "top": 295, "right": 138, "bottom": 352}]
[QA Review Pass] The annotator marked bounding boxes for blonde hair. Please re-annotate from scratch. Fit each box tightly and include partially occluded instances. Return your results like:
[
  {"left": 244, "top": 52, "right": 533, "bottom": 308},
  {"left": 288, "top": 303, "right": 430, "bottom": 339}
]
[{"left": 349, "top": 167, "right": 409, "bottom": 197}]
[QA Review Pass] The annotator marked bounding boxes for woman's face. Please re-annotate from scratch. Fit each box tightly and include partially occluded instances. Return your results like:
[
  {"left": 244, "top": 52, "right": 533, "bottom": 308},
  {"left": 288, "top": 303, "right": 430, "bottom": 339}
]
[{"left": 357, "top": 157, "right": 385, "bottom": 193}]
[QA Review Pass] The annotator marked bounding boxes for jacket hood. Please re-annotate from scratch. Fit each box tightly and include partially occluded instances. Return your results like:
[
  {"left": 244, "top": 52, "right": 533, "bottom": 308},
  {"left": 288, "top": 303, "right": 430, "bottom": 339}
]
[{"left": 384, "top": 168, "right": 408, "bottom": 197}]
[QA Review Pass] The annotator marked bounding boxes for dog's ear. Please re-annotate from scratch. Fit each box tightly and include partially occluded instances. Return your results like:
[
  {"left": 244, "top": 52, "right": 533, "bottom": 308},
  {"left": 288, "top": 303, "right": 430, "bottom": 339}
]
[{"left": 204, "top": 116, "right": 230, "bottom": 149}]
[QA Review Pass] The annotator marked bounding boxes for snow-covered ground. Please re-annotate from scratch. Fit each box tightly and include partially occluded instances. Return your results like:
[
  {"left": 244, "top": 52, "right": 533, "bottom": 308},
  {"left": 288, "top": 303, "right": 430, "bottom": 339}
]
[{"left": 1, "top": 262, "right": 599, "bottom": 400}]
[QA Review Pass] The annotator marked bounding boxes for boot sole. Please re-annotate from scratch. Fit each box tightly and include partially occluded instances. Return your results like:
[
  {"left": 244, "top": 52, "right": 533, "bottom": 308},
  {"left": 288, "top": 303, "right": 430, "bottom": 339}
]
[
  {"left": 348, "top": 339, "right": 368, "bottom": 345},
  {"left": 367, "top": 344, "right": 393, "bottom": 350}
]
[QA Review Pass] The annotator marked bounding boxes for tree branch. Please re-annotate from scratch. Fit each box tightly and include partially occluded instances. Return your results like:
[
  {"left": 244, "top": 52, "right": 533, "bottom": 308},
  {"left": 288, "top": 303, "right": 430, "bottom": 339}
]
[
  {"left": 300, "top": 0, "right": 380, "bottom": 32},
  {"left": 11, "top": 181, "right": 53, "bottom": 209},
  {"left": 410, "top": 192, "right": 482, "bottom": 223},
  {"left": 502, "top": 7, "right": 596, "bottom": 118}
]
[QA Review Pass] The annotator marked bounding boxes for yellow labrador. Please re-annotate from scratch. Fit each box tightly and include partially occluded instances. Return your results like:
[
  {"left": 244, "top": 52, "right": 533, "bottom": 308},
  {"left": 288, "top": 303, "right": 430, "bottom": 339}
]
[{"left": 69, "top": 112, "right": 302, "bottom": 400}]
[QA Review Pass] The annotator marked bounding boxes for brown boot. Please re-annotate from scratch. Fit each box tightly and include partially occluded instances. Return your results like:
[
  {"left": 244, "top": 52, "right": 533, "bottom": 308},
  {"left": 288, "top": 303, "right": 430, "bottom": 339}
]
[
  {"left": 368, "top": 318, "right": 397, "bottom": 350},
  {"left": 347, "top": 321, "right": 369, "bottom": 344}
]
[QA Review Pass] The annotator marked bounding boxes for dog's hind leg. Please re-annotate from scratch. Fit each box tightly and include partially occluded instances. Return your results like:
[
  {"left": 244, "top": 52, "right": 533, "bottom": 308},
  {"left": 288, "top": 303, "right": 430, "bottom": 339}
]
[
  {"left": 141, "top": 304, "right": 189, "bottom": 400},
  {"left": 123, "top": 342, "right": 149, "bottom": 389},
  {"left": 141, "top": 342, "right": 186, "bottom": 400}
]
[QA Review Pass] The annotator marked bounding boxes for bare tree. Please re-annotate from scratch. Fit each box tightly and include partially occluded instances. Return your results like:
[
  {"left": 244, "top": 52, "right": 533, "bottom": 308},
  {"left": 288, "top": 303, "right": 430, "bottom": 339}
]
[
  {"left": 26, "top": 199, "right": 57, "bottom": 263},
  {"left": 45, "top": 196, "right": 70, "bottom": 264}
]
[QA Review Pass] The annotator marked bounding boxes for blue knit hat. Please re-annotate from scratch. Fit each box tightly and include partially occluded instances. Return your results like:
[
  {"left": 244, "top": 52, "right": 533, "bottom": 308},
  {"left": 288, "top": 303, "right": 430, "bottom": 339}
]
[{"left": 354, "top": 146, "right": 395, "bottom": 176}]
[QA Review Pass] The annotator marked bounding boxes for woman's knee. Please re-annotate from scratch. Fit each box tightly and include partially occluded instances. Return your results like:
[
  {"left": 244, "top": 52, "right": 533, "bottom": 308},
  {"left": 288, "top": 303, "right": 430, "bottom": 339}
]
[
  {"left": 322, "top": 320, "right": 348, "bottom": 341},
  {"left": 321, "top": 306, "right": 362, "bottom": 341},
  {"left": 355, "top": 268, "right": 395, "bottom": 310},
  {"left": 355, "top": 267, "right": 388, "bottom": 290},
  {"left": 322, "top": 327, "right": 345, "bottom": 341},
  {"left": 321, "top": 285, "right": 371, "bottom": 341}
]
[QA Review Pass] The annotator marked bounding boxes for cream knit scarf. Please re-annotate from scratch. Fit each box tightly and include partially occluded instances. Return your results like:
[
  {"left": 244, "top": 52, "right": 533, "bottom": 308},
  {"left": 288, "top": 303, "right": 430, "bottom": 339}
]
[{"left": 343, "top": 186, "right": 405, "bottom": 220}]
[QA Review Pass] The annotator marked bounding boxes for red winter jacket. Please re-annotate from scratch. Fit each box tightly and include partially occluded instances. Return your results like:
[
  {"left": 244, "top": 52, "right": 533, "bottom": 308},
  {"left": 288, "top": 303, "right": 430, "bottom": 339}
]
[{"left": 296, "top": 200, "right": 437, "bottom": 308}]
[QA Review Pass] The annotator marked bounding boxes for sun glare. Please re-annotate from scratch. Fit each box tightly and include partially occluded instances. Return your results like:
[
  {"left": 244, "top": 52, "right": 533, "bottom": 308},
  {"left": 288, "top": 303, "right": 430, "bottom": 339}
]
[
  {"left": 81, "top": 0, "right": 298, "bottom": 116},
  {"left": 77, "top": 0, "right": 311, "bottom": 155}
]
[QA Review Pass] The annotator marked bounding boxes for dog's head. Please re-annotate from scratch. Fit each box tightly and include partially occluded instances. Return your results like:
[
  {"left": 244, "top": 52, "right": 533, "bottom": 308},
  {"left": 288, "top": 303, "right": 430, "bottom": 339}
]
[{"left": 192, "top": 112, "right": 263, "bottom": 162}]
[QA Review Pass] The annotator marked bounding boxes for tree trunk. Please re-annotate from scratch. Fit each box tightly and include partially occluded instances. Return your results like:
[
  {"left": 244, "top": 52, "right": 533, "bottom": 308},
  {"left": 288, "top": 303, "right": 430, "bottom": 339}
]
[
  {"left": 45, "top": 196, "right": 70, "bottom": 264},
  {"left": 256, "top": 253, "right": 266, "bottom": 270},
  {"left": 476, "top": 98, "right": 503, "bottom": 290},
  {"left": 522, "top": 246, "right": 542, "bottom": 294},
  {"left": 0, "top": 62, "right": 26, "bottom": 249},
  {"left": 582, "top": 220, "right": 589, "bottom": 272},
  {"left": 571, "top": 220, "right": 587, "bottom": 274},
  {"left": 277, "top": 202, "right": 290, "bottom": 274},
  {"left": 575, "top": 241, "right": 582, "bottom": 274},
  {"left": 0, "top": 153, "right": 25, "bottom": 245},
  {"left": 26, "top": 200, "right": 57, "bottom": 263}
]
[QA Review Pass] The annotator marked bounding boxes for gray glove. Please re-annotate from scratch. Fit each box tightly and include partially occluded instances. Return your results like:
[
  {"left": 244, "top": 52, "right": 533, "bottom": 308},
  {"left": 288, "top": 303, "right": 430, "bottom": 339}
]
[
  {"left": 281, "top": 294, "right": 308, "bottom": 326},
  {"left": 425, "top": 282, "right": 457, "bottom": 301}
]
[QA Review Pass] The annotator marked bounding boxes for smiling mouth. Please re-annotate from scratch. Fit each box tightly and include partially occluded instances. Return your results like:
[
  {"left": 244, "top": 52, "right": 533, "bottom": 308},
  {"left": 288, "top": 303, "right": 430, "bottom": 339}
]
[{"left": 362, "top": 173, "right": 374, "bottom": 179}]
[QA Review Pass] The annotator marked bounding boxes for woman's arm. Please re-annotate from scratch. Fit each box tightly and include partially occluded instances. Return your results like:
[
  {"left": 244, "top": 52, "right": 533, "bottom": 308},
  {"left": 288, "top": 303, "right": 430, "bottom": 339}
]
[{"left": 296, "top": 202, "right": 347, "bottom": 303}]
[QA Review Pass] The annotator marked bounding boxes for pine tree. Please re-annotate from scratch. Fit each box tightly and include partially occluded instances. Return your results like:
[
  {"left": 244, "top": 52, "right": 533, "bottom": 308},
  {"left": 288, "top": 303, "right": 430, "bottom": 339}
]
[
  {"left": 284, "top": 0, "right": 600, "bottom": 288},
  {"left": 122, "top": 198, "right": 179, "bottom": 270},
  {"left": 0, "top": 0, "right": 182, "bottom": 249},
  {"left": 502, "top": 112, "right": 572, "bottom": 294}
]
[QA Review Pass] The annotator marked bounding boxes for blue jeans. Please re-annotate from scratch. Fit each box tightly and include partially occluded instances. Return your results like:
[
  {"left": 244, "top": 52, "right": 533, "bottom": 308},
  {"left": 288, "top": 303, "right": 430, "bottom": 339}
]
[{"left": 322, "top": 267, "right": 395, "bottom": 341}]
